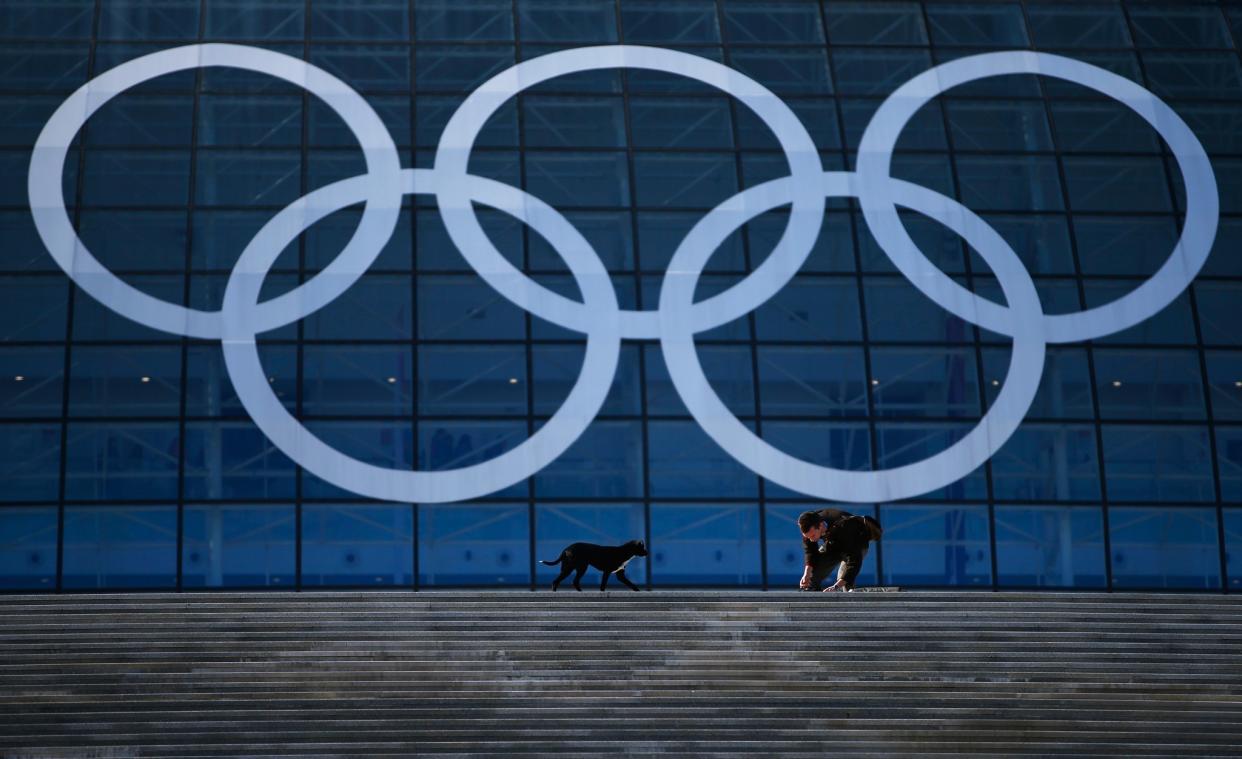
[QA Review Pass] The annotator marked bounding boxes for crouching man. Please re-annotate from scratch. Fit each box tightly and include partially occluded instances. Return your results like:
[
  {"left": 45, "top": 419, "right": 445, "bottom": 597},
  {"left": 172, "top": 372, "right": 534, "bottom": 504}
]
[{"left": 797, "top": 509, "right": 883, "bottom": 592}]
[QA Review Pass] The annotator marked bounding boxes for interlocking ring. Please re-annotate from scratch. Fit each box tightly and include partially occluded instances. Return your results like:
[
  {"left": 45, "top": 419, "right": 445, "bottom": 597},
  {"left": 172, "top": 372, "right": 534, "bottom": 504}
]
[{"left": 27, "top": 44, "right": 1218, "bottom": 503}]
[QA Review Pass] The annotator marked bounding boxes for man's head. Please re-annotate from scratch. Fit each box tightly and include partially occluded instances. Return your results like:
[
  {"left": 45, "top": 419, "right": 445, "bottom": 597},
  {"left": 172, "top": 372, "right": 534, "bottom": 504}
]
[{"left": 797, "top": 511, "right": 825, "bottom": 541}]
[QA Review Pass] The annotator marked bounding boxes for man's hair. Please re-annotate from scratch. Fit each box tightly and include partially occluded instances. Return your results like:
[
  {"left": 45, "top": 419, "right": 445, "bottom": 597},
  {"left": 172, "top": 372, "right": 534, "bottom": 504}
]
[{"left": 797, "top": 511, "right": 821, "bottom": 534}]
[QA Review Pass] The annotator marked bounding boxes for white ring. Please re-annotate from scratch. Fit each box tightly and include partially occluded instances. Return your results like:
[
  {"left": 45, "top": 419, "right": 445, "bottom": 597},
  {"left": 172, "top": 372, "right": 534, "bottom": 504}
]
[
  {"left": 433, "top": 45, "right": 825, "bottom": 340},
  {"left": 659, "top": 171, "right": 1046, "bottom": 503},
  {"left": 856, "top": 50, "right": 1217, "bottom": 344},
  {"left": 28, "top": 43, "right": 402, "bottom": 339},
  {"left": 221, "top": 169, "right": 621, "bottom": 503}
]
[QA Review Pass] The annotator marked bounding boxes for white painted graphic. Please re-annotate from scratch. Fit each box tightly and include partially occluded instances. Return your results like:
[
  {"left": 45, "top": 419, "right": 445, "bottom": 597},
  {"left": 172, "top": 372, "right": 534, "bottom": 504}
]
[{"left": 27, "top": 44, "right": 1218, "bottom": 503}]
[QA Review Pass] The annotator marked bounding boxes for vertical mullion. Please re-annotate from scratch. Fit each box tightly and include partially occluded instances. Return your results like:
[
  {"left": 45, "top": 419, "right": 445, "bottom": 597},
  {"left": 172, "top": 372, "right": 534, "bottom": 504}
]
[
  {"left": 55, "top": 0, "right": 105, "bottom": 593},
  {"left": 1118, "top": 0, "right": 1227, "bottom": 593},
  {"left": 916, "top": 0, "right": 999, "bottom": 591},
  {"left": 409, "top": 0, "right": 421, "bottom": 592},
  {"left": 820, "top": 0, "right": 885, "bottom": 586},
  {"left": 616, "top": 0, "right": 655, "bottom": 590},
  {"left": 1037, "top": 0, "right": 1116, "bottom": 591},
  {"left": 175, "top": 0, "right": 209, "bottom": 593},
  {"left": 295, "top": 0, "right": 312, "bottom": 592}
]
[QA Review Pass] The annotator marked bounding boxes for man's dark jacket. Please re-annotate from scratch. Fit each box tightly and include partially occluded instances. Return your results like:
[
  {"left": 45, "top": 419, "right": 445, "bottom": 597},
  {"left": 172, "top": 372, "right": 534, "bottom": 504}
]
[{"left": 802, "top": 508, "right": 879, "bottom": 587}]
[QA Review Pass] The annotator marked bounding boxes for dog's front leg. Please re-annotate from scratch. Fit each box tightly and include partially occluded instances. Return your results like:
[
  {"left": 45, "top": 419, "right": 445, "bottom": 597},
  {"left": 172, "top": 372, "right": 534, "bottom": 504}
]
[
  {"left": 572, "top": 566, "right": 586, "bottom": 591},
  {"left": 616, "top": 570, "right": 640, "bottom": 591},
  {"left": 599, "top": 571, "right": 610, "bottom": 591}
]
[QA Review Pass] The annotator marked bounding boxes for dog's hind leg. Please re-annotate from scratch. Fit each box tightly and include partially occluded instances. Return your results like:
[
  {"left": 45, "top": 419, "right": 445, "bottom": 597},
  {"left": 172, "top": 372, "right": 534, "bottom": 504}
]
[
  {"left": 572, "top": 565, "right": 587, "bottom": 591},
  {"left": 599, "top": 571, "right": 611, "bottom": 591},
  {"left": 550, "top": 566, "right": 572, "bottom": 591},
  {"left": 615, "top": 570, "right": 640, "bottom": 591}
]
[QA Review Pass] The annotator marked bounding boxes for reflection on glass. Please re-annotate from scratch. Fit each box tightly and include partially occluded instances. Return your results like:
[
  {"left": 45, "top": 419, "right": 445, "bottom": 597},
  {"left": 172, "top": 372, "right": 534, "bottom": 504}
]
[
  {"left": 1109, "top": 507, "right": 1220, "bottom": 589},
  {"left": 995, "top": 506, "right": 1105, "bottom": 587}
]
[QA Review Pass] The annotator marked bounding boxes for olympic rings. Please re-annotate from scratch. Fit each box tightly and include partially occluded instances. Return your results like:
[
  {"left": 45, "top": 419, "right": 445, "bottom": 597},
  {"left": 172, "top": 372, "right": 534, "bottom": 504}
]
[{"left": 26, "top": 45, "right": 1219, "bottom": 503}]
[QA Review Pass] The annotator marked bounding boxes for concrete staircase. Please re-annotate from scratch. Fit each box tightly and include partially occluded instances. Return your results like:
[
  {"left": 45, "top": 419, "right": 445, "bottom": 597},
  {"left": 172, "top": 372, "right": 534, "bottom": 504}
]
[{"left": 1, "top": 591, "right": 1240, "bottom": 757}]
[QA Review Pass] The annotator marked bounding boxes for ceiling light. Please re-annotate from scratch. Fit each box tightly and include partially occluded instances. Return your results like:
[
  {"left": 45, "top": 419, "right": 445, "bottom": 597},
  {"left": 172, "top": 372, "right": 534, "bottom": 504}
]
[
  {"left": 140, "top": 376, "right": 150, "bottom": 383},
  {"left": 13, "top": 376, "right": 23, "bottom": 382},
  {"left": 1111, "top": 380, "right": 1121, "bottom": 387},
  {"left": 387, "top": 377, "right": 397, "bottom": 384}
]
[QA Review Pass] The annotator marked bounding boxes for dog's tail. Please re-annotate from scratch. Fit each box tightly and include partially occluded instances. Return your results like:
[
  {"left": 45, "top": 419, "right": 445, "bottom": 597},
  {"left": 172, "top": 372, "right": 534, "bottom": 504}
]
[{"left": 540, "top": 555, "right": 562, "bottom": 566}]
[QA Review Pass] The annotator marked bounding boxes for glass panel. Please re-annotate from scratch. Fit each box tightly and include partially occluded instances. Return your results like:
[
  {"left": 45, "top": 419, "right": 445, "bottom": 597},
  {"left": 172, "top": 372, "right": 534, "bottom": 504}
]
[
  {"left": 832, "top": 48, "right": 931, "bottom": 96},
  {"left": 0, "top": 347, "right": 64, "bottom": 419},
  {"left": 62, "top": 505, "right": 176, "bottom": 589},
  {"left": 1175, "top": 103, "right": 1242, "bottom": 156},
  {"left": 418, "top": 504, "right": 530, "bottom": 586},
  {"left": 1196, "top": 282, "right": 1242, "bottom": 347},
  {"left": 0, "top": 424, "right": 62, "bottom": 502},
  {"left": 527, "top": 151, "right": 630, "bottom": 207},
  {"left": 722, "top": 2, "right": 822, "bottom": 45},
  {"left": 981, "top": 348, "right": 1095, "bottom": 420},
  {"left": 967, "top": 214, "right": 1074, "bottom": 276},
  {"left": 302, "top": 503, "right": 414, "bottom": 587},
  {"left": 1094, "top": 350, "right": 1205, "bottom": 421},
  {"left": 620, "top": 0, "right": 720, "bottom": 44},
  {"left": 517, "top": 0, "right": 616, "bottom": 42},
  {"left": 535, "top": 421, "right": 644, "bottom": 498},
  {"left": 864, "top": 278, "right": 974, "bottom": 344},
  {"left": 418, "top": 277, "right": 528, "bottom": 340},
  {"left": 185, "top": 344, "right": 296, "bottom": 418},
  {"left": 1073, "top": 216, "right": 1179, "bottom": 276},
  {"left": 1215, "top": 428, "right": 1242, "bottom": 502},
  {"left": 1225, "top": 508, "right": 1242, "bottom": 589},
  {"left": 304, "top": 344, "right": 415, "bottom": 417},
  {"left": 995, "top": 506, "right": 1106, "bottom": 588},
  {"left": 417, "top": 207, "right": 521, "bottom": 270},
  {"left": 198, "top": 95, "right": 301, "bottom": 148},
  {"left": 535, "top": 503, "right": 646, "bottom": 588},
  {"left": 945, "top": 100, "right": 1051, "bottom": 151},
  {"left": 757, "top": 346, "right": 868, "bottom": 418},
  {"left": 756, "top": 276, "right": 862, "bottom": 342},
  {"left": 0, "top": 506, "right": 57, "bottom": 590},
  {"left": 1206, "top": 352, "right": 1242, "bottom": 421},
  {"left": 630, "top": 97, "right": 733, "bottom": 149},
  {"left": 858, "top": 210, "right": 964, "bottom": 274},
  {"left": 416, "top": 0, "right": 513, "bottom": 41},
  {"left": 748, "top": 209, "right": 853, "bottom": 274},
  {"left": 311, "top": 0, "right": 408, "bottom": 39},
  {"left": 72, "top": 275, "right": 184, "bottom": 342},
  {"left": 78, "top": 211, "right": 188, "bottom": 272},
  {"left": 647, "top": 420, "right": 758, "bottom": 499},
  {"left": 880, "top": 504, "right": 992, "bottom": 587},
  {"left": 417, "top": 95, "right": 515, "bottom": 148},
  {"left": 1062, "top": 157, "right": 1171, "bottom": 213},
  {"left": 0, "top": 43, "right": 88, "bottom": 90},
  {"left": 636, "top": 211, "right": 744, "bottom": 272},
  {"left": 0, "top": 0, "right": 94, "bottom": 38},
  {"left": 1109, "top": 507, "right": 1220, "bottom": 589},
  {"left": 1141, "top": 52, "right": 1242, "bottom": 100},
  {"left": 182, "top": 504, "right": 296, "bottom": 588},
  {"left": 824, "top": 2, "right": 927, "bottom": 45},
  {"left": 523, "top": 96, "right": 625, "bottom": 149},
  {"left": 926, "top": 3, "right": 1027, "bottom": 46},
  {"left": 533, "top": 344, "right": 640, "bottom": 416},
  {"left": 302, "top": 420, "right": 416, "bottom": 499},
  {"left": 195, "top": 149, "right": 300, "bottom": 207},
  {"left": 1026, "top": 4, "right": 1131, "bottom": 48},
  {"left": 1087, "top": 282, "right": 1195, "bottom": 345},
  {"left": 644, "top": 345, "right": 754, "bottom": 417},
  {"left": 417, "top": 345, "right": 525, "bottom": 416},
  {"left": 64, "top": 423, "right": 180, "bottom": 501},
  {"left": 67, "top": 345, "right": 182, "bottom": 418},
  {"left": 87, "top": 96, "right": 194, "bottom": 147},
  {"left": 954, "top": 155, "right": 1063, "bottom": 212},
  {"left": 760, "top": 422, "right": 870, "bottom": 499},
  {"left": 309, "top": 45, "right": 410, "bottom": 91},
  {"left": 0, "top": 210, "right": 56, "bottom": 273},
  {"left": 650, "top": 504, "right": 761, "bottom": 586},
  {"left": 840, "top": 98, "right": 945, "bottom": 151},
  {"left": 205, "top": 0, "right": 304, "bottom": 40},
  {"left": 633, "top": 153, "right": 736, "bottom": 208},
  {"left": 1128, "top": 6, "right": 1230, "bottom": 48},
  {"left": 875, "top": 424, "right": 987, "bottom": 500},
  {"left": 83, "top": 151, "right": 190, "bottom": 206},
  {"left": 302, "top": 274, "right": 412, "bottom": 341},
  {"left": 98, "top": 0, "right": 199, "bottom": 40},
  {"left": 183, "top": 422, "right": 296, "bottom": 500},
  {"left": 869, "top": 347, "right": 980, "bottom": 418},
  {"left": 415, "top": 45, "right": 515, "bottom": 92},
  {"left": 416, "top": 421, "right": 525, "bottom": 498},
  {"left": 765, "top": 504, "right": 879, "bottom": 590},
  {"left": 1102, "top": 426, "right": 1214, "bottom": 503},
  {"left": 530, "top": 210, "right": 633, "bottom": 272},
  {"left": 306, "top": 207, "right": 412, "bottom": 272},
  {"left": 990, "top": 424, "right": 1101, "bottom": 502},
  {"left": 1050, "top": 100, "right": 1162, "bottom": 154},
  {"left": 730, "top": 48, "right": 832, "bottom": 95}
]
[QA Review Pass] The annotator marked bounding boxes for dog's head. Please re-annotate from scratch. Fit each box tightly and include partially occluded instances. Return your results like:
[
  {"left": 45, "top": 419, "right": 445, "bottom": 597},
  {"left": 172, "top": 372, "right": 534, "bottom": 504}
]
[{"left": 625, "top": 539, "right": 649, "bottom": 558}]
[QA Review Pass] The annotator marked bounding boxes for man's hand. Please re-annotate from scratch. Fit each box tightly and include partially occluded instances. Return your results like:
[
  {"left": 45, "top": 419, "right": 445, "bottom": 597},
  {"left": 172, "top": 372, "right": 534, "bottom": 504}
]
[
  {"left": 799, "top": 568, "right": 813, "bottom": 590},
  {"left": 823, "top": 579, "right": 849, "bottom": 592}
]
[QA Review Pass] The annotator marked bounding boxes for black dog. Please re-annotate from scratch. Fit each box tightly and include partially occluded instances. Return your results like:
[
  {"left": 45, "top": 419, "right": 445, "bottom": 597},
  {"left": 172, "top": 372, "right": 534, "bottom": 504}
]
[{"left": 541, "top": 540, "right": 648, "bottom": 591}]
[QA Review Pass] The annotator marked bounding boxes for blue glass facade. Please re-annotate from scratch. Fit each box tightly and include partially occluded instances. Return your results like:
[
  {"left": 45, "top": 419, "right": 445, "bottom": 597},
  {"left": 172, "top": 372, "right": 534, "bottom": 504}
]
[{"left": 1, "top": 0, "right": 1241, "bottom": 591}]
